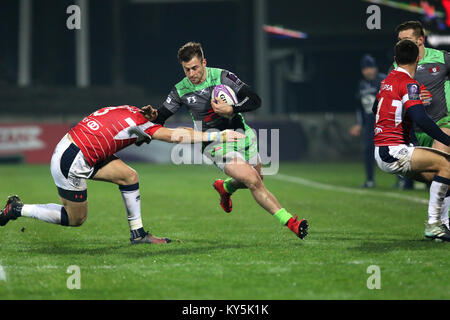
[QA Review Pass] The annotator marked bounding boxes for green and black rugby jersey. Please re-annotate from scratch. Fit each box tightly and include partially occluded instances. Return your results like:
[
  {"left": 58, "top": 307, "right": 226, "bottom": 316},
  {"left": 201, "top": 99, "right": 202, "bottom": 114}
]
[
  {"left": 162, "top": 67, "right": 248, "bottom": 131},
  {"left": 392, "top": 47, "right": 450, "bottom": 123}
]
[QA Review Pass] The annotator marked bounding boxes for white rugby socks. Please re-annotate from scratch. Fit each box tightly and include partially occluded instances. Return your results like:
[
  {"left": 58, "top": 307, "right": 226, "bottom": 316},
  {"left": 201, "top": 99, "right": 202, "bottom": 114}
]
[
  {"left": 428, "top": 176, "right": 449, "bottom": 225},
  {"left": 21, "top": 204, "right": 69, "bottom": 226},
  {"left": 119, "top": 183, "right": 144, "bottom": 234},
  {"left": 440, "top": 190, "right": 450, "bottom": 228}
]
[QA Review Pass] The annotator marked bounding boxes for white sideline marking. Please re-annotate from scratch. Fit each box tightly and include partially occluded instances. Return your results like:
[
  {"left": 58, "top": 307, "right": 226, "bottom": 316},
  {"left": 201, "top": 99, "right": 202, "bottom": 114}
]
[
  {"left": 271, "top": 173, "right": 428, "bottom": 205},
  {"left": 3, "top": 265, "right": 115, "bottom": 270},
  {"left": 0, "top": 263, "right": 6, "bottom": 281}
]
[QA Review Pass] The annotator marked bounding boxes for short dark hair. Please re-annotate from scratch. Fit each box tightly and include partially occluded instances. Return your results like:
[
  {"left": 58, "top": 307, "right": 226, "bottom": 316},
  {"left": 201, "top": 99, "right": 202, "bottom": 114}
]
[
  {"left": 395, "top": 20, "right": 425, "bottom": 38},
  {"left": 394, "top": 39, "right": 419, "bottom": 65},
  {"left": 177, "top": 42, "right": 204, "bottom": 63}
]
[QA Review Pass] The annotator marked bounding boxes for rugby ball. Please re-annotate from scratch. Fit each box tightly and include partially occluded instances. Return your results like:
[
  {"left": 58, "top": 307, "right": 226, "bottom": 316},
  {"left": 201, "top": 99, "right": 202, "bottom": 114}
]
[{"left": 212, "top": 84, "right": 238, "bottom": 106}]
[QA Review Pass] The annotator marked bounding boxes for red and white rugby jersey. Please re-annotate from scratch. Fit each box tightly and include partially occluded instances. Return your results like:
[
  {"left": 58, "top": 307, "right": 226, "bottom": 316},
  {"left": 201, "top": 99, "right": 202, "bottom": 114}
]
[
  {"left": 374, "top": 67, "right": 423, "bottom": 147},
  {"left": 69, "top": 105, "right": 162, "bottom": 166}
]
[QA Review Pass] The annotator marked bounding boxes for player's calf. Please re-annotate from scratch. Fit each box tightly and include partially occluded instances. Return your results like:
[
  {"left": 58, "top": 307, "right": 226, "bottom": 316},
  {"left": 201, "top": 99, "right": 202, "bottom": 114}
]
[{"left": 239, "top": 170, "right": 263, "bottom": 192}]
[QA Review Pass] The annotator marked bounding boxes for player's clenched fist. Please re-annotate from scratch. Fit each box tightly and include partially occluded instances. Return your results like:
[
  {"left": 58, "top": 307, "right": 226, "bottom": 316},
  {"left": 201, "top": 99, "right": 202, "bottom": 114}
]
[
  {"left": 140, "top": 105, "right": 158, "bottom": 121},
  {"left": 211, "top": 98, "right": 234, "bottom": 117},
  {"left": 419, "top": 85, "right": 432, "bottom": 106}
]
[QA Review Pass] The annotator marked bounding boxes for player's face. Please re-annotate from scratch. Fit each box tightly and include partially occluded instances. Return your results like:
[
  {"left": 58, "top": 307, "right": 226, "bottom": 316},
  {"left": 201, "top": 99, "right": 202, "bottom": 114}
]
[
  {"left": 362, "top": 67, "right": 377, "bottom": 80},
  {"left": 181, "top": 56, "right": 207, "bottom": 85},
  {"left": 398, "top": 29, "right": 424, "bottom": 47}
]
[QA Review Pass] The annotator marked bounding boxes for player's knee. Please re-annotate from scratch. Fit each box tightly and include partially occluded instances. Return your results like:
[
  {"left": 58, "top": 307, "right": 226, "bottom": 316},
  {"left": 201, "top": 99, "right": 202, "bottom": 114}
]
[
  {"left": 70, "top": 214, "right": 87, "bottom": 227},
  {"left": 437, "top": 156, "right": 450, "bottom": 175},
  {"left": 116, "top": 168, "right": 138, "bottom": 185},
  {"left": 244, "top": 172, "right": 263, "bottom": 191},
  {"left": 443, "top": 162, "right": 450, "bottom": 177},
  {"left": 125, "top": 168, "right": 139, "bottom": 185},
  {"left": 68, "top": 208, "right": 88, "bottom": 227},
  {"left": 436, "top": 169, "right": 450, "bottom": 181}
]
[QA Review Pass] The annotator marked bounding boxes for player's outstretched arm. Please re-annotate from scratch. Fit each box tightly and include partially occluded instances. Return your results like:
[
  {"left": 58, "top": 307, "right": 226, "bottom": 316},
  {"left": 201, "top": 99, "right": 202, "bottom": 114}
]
[{"left": 152, "top": 127, "right": 246, "bottom": 144}]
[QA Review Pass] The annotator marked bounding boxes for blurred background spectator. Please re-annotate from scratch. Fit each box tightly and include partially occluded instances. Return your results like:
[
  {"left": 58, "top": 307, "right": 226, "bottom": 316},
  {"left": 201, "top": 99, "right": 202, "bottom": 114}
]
[{"left": 349, "top": 54, "right": 385, "bottom": 188}]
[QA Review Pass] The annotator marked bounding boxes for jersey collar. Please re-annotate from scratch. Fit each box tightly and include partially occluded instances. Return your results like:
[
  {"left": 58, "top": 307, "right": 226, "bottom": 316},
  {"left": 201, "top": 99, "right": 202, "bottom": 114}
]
[{"left": 395, "top": 66, "right": 413, "bottom": 78}]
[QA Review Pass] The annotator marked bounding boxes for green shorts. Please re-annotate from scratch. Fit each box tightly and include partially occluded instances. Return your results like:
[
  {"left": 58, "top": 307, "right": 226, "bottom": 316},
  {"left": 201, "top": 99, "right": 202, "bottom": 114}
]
[
  {"left": 415, "top": 115, "right": 450, "bottom": 148},
  {"left": 203, "top": 119, "right": 260, "bottom": 171}
]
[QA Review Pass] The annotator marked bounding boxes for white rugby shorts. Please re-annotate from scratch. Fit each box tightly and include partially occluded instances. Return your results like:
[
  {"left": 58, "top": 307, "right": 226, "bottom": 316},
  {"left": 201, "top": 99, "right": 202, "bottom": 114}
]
[
  {"left": 374, "top": 144, "right": 415, "bottom": 175},
  {"left": 50, "top": 134, "right": 94, "bottom": 201}
]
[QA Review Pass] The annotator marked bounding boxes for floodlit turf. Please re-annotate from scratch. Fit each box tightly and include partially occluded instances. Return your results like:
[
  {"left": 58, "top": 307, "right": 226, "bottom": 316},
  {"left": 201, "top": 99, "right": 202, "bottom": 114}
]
[{"left": 0, "top": 162, "right": 448, "bottom": 299}]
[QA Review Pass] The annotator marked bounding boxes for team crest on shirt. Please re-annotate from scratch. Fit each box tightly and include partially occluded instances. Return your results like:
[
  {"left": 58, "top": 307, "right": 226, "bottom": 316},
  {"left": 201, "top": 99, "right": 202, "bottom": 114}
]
[
  {"left": 398, "top": 148, "right": 408, "bottom": 156},
  {"left": 70, "top": 177, "right": 81, "bottom": 187},
  {"left": 406, "top": 83, "right": 420, "bottom": 100},
  {"left": 429, "top": 66, "right": 440, "bottom": 74}
]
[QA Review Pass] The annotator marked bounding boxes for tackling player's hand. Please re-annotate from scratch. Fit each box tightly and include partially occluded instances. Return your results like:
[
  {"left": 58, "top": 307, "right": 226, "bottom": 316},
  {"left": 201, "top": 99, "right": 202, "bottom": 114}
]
[
  {"left": 220, "top": 129, "right": 246, "bottom": 142},
  {"left": 420, "top": 85, "right": 432, "bottom": 106},
  {"left": 141, "top": 105, "right": 158, "bottom": 121},
  {"left": 211, "top": 97, "right": 234, "bottom": 117}
]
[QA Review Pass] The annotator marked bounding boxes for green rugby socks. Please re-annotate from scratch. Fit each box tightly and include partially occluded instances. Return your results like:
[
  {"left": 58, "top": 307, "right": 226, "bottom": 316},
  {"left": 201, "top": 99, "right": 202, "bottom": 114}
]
[
  {"left": 274, "top": 208, "right": 293, "bottom": 225},
  {"left": 223, "top": 178, "right": 238, "bottom": 194}
]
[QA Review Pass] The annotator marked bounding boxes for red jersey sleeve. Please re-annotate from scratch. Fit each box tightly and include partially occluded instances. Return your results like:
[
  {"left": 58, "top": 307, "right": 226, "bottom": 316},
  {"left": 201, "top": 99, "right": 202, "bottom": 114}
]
[{"left": 145, "top": 124, "right": 162, "bottom": 136}]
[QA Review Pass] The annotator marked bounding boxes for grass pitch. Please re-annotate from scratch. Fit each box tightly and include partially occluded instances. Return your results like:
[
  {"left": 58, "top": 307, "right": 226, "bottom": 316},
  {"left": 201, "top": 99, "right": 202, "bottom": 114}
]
[{"left": 0, "top": 162, "right": 448, "bottom": 299}]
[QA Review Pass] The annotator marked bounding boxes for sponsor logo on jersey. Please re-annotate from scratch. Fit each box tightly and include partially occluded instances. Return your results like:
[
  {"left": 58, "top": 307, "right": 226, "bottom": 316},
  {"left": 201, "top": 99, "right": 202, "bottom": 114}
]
[
  {"left": 407, "top": 83, "right": 420, "bottom": 100},
  {"left": 429, "top": 65, "right": 440, "bottom": 74},
  {"left": 187, "top": 96, "right": 197, "bottom": 104},
  {"left": 374, "top": 127, "right": 383, "bottom": 135},
  {"left": 417, "top": 65, "right": 425, "bottom": 71},
  {"left": 381, "top": 83, "right": 393, "bottom": 91}
]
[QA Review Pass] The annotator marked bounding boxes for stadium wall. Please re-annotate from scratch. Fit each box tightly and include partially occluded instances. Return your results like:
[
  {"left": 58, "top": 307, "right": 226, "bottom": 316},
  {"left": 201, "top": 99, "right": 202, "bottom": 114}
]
[{"left": 0, "top": 113, "right": 363, "bottom": 164}]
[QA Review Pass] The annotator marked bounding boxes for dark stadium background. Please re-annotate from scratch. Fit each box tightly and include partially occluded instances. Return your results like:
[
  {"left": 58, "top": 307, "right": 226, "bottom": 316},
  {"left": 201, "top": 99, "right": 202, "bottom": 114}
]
[
  {"left": 1, "top": 1, "right": 450, "bottom": 303},
  {"left": 0, "top": 0, "right": 449, "bottom": 161}
]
